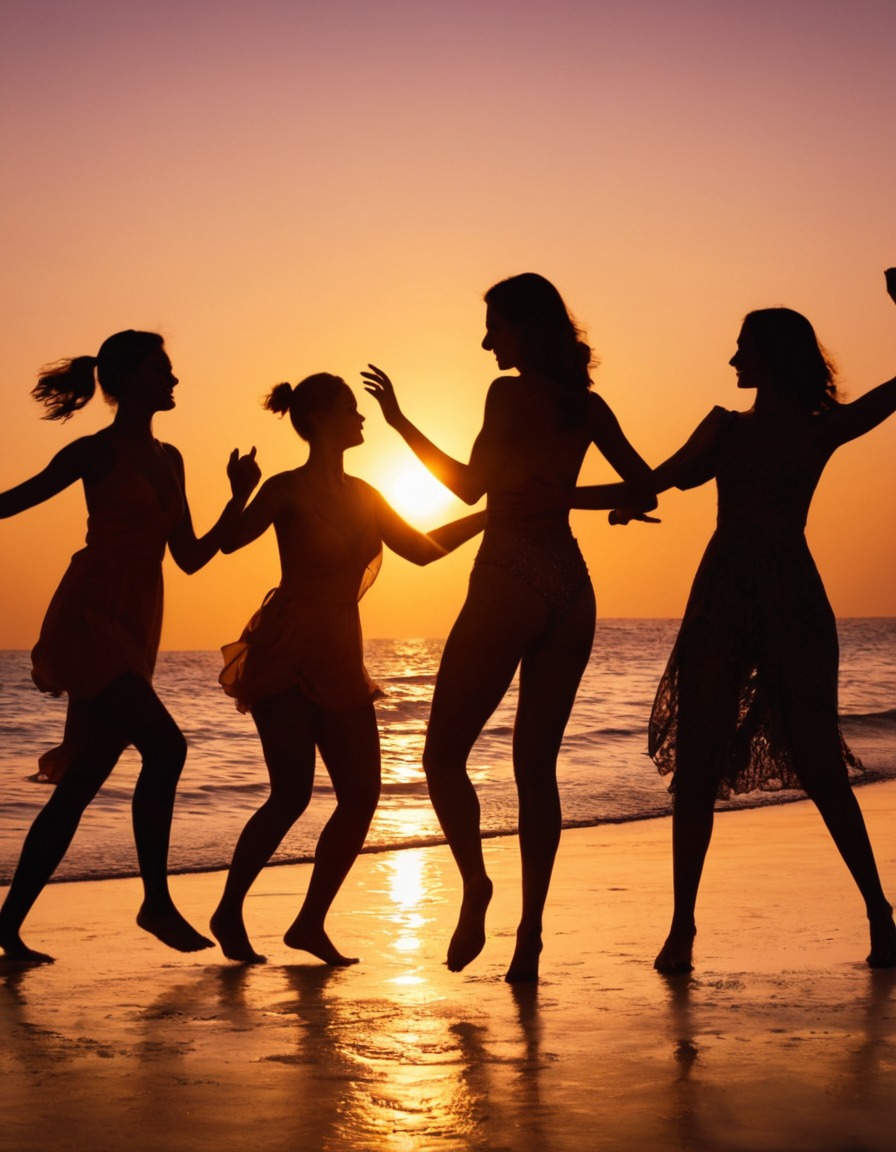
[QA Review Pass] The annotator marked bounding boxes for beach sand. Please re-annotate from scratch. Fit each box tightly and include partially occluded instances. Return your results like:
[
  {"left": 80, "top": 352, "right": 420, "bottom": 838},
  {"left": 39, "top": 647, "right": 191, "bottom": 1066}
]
[{"left": 2, "top": 781, "right": 895, "bottom": 1152}]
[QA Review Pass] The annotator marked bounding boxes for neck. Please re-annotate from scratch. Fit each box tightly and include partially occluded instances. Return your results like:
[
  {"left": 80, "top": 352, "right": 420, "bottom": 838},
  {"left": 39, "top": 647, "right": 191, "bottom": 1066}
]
[
  {"left": 304, "top": 439, "right": 346, "bottom": 482},
  {"left": 111, "top": 405, "right": 156, "bottom": 441}
]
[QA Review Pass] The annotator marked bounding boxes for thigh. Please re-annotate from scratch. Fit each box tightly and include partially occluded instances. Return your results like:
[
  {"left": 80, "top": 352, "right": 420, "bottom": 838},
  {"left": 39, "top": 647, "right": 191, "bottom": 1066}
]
[
  {"left": 51, "top": 696, "right": 130, "bottom": 804},
  {"left": 513, "top": 583, "right": 596, "bottom": 773},
  {"left": 426, "top": 565, "right": 550, "bottom": 763},
  {"left": 87, "top": 673, "right": 185, "bottom": 761},
  {"left": 315, "top": 704, "right": 381, "bottom": 808},
  {"left": 251, "top": 686, "right": 318, "bottom": 800}
]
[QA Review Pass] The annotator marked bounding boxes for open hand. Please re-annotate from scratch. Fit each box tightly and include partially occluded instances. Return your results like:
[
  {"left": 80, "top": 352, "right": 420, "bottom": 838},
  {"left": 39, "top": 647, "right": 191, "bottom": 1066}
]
[
  {"left": 227, "top": 446, "right": 260, "bottom": 503},
  {"left": 609, "top": 508, "right": 661, "bottom": 526},
  {"left": 361, "top": 364, "right": 403, "bottom": 426}
]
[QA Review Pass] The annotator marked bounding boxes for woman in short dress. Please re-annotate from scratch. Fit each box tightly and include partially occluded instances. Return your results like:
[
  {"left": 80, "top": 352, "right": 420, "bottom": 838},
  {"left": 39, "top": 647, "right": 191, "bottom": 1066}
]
[
  {"left": 210, "top": 372, "right": 484, "bottom": 964},
  {"left": 0, "top": 330, "right": 259, "bottom": 963}
]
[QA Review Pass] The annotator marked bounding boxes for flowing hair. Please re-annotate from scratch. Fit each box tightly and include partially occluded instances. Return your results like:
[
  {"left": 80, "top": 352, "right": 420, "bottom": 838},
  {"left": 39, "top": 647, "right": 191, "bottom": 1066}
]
[
  {"left": 484, "top": 273, "right": 595, "bottom": 423},
  {"left": 743, "top": 308, "right": 839, "bottom": 413}
]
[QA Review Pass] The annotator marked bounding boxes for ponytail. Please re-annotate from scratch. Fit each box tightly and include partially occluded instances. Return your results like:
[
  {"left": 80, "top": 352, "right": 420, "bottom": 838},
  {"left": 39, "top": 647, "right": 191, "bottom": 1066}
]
[{"left": 32, "top": 355, "right": 98, "bottom": 422}]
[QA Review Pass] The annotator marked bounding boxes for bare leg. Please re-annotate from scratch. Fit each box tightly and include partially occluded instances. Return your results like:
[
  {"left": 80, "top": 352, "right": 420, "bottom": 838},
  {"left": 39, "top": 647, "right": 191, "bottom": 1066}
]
[
  {"left": 654, "top": 788, "right": 715, "bottom": 974},
  {"left": 790, "top": 713, "right": 896, "bottom": 969},
  {"left": 506, "top": 585, "right": 595, "bottom": 982},
  {"left": 424, "top": 565, "right": 558, "bottom": 973},
  {"left": 0, "top": 699, "right": 123, "bottom": 963},
  {"left": 655, "top": 651, "right": 741, "bottom": 975},
  {"left": 211, "top": 688, "right": 317, "bottom": 963},
  {"left": 0, "top": 675, "right": 209, "bottom": 960},
  {"left": 283, "top": 704, "right": 381, "bottom": 965},
  {"left": 106, "top": 677, "right": 212, "bottom": 952}
]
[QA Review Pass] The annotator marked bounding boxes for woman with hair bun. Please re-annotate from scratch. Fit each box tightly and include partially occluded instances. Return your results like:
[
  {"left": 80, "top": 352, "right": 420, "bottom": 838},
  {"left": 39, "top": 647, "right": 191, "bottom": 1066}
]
[
  {"left": 636, "top": 273, "right": 896, "bottom": 974},
  {"left": 363, "top": 273, "right": 656, "bottom": 981},
  {"left": 210, "top": 373, "right": 485, "bottom": 965},
  {"left": 0, "top": 330, "right": 260, "bottom": 963}
]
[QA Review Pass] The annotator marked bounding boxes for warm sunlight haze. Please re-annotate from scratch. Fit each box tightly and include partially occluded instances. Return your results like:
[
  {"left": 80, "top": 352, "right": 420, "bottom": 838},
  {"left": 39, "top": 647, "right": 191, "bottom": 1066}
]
[{"left": 1, "top": 0, "right": 894, "bottom": 645}]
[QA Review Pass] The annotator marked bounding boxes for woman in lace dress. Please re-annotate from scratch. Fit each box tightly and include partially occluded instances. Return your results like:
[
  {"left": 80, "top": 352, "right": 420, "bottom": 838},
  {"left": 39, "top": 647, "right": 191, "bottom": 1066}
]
[{"left": 643, "top": 274, "right": 896, "bottom": 973}]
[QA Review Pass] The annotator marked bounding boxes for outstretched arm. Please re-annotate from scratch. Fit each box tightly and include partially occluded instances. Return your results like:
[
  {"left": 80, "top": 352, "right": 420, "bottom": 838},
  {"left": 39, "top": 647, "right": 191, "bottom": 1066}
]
[
  {"left": 0, "top": 437, "right": 96, "bottom": 519},
  {"left": 362, "top": 365, "right": 486, "bottom": 504},
  {"left": 167, "top": 446, "right": 261, "bottom": 573},
  {"left": 372, "top": 487, "right": 486, "bottom": 565}
]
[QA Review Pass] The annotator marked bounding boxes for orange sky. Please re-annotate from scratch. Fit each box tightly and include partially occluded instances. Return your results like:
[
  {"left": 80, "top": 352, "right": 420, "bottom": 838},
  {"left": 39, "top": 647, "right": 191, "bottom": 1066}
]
[{"left": 1, "top": 0, "right": 894, "bottom": 646}]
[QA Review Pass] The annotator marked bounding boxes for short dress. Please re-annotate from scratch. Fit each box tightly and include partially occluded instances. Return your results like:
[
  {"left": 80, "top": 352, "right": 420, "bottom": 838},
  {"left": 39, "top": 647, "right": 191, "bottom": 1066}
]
[
  {"left": 31, "top": 435, "right": 185, "bottom": 780},
  {"left": 220, "top": 515, "right": 383, "bottom": 715},
  {"left": 649, "top": 407, "right": 862, "bottom": 796}
]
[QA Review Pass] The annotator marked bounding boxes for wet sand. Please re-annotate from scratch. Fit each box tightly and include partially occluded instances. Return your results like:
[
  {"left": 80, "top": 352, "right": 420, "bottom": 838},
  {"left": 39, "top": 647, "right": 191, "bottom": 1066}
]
[{"left": 2, "top": 781, "right": 895, "bottom": 1152}]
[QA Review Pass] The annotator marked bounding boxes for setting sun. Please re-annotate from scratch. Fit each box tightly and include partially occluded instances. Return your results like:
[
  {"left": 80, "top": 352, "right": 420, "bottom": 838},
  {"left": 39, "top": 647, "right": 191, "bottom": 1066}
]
[{"left": 380, "top": 462, "right": 456, "bottom": 522}]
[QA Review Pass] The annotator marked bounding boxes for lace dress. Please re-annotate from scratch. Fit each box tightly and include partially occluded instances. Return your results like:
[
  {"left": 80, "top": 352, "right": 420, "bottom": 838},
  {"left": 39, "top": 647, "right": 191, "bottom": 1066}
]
[{"left": 649, "top": 407, "right": 862, "bottom": 795}]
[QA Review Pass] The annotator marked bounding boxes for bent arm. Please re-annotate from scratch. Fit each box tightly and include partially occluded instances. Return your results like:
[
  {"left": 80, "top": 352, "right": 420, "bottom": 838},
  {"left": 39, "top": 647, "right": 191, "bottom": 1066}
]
[
  {"left": 0, "top": 438, "right": 94, "bottom": 518},
  {"left": 373, "top": 489, "right": 486, "bottom": 565},
  {"left": 566, "top": 394, "right": 657, "bottom": 511},
  {"left": 362, "top": 365, "right": 487, "bottom": 503},
  {"left": 167, "top": 446, "right": 261, "bottom": 573}
]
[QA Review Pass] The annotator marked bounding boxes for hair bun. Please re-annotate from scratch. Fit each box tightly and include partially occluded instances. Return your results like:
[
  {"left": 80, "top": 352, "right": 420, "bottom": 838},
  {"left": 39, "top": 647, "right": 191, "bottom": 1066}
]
[{"left": 264, "top": 381, "right": 294, "bottom": 415}]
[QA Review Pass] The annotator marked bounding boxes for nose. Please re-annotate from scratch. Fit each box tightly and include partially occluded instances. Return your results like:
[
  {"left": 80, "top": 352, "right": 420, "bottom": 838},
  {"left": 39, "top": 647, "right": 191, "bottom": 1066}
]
[
  {"left": 481, "top": 334, "right": 491, "bottom": 351},
  {"left": 728, "top": 353, "right": 737, "bottom": 368}
]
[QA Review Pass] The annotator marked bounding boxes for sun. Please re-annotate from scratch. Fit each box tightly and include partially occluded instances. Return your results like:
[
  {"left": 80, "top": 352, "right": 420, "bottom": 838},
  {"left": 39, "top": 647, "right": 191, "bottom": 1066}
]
[{"left": 381, "top": 461, "right": 456, "bottom": 522}]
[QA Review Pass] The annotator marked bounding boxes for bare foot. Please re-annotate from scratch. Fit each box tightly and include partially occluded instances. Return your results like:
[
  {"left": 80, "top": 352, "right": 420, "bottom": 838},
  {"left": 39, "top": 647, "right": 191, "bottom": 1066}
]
[
  {"left": 209, "top": 909, "right": 267, "bottom": 964},
  {"left": 505, "top": 929, "right": 543, "bottom": 983},
  {"left": 137, "top": 903, "right": 214, "bottom": 953},
  {"left": 867, "top": 907, "right": 896, "bottom": 969},
  {"left": 654, "top": 923, "right": 696, "bottom": 975},
  {"left": 447, "top": 875, "right": 493, "bottom": 972},
  {"left": 0, "top": 930, "right": 55, "bottom": 966},
  {"left": 283, "top": 919, "right": 359, "bottom": 966}
]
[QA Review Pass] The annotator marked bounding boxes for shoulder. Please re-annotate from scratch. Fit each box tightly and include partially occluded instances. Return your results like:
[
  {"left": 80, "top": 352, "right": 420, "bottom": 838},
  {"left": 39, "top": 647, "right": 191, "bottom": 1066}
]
[
  {"left": 483, "top": 375, "right": 518, "bottom": 410},
  {"left": 157, "top": 440, "right": 185, "bottom": 472},
  {"left": 63, "top": 429, "right": 116, "bottom": 483},
  {"left": 346, "top": 475, "right": 385, "bottom": 512}
]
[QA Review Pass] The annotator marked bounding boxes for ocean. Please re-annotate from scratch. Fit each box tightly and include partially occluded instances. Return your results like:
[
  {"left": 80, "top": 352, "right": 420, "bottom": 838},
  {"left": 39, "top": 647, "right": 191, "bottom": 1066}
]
[{"left": 1, "top": 618, "right": 895, "bottom": 885}]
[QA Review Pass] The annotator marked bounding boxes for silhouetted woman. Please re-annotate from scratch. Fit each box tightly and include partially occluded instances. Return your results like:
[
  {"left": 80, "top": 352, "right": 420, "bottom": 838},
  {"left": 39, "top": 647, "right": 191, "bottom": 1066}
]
[
  {"left": 211, "top": 373, "right": 485, "bottom": 965},
  {"left": 363, "top": 273, "right": 655, "bottom": 980},
  {"left": 0, "top": 330, "right": 260, "bottom": 963},
  {"left": 643, "top": 274, "right": 896, "bottom": 973}
]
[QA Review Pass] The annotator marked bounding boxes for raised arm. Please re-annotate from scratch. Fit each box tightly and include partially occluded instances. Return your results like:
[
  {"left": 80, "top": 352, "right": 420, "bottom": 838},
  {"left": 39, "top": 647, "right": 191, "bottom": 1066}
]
[
  {"left": 370, "top": 486, "right": 486, "bottom": 566},
  {"left": 362, "top": 365, "right": 487, "bottom": 504},
  {"left": 166, "top": 446, "right": 260, "bottom": 573}
]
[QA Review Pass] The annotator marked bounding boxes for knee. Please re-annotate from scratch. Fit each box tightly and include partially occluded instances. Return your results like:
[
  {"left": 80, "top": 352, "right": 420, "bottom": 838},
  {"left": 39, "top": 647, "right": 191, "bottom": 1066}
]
[{"left": 140, "top": 727, "right": 188, "bottom": 780}]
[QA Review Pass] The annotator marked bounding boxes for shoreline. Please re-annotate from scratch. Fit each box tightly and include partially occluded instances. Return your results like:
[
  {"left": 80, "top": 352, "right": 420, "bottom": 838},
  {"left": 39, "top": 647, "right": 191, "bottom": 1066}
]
[
  {"left": 8, "top": 767, "right": 893, "bottom": 888},
  {"left": 3, "top": 779, "right": 896, "bottom": 1150}
]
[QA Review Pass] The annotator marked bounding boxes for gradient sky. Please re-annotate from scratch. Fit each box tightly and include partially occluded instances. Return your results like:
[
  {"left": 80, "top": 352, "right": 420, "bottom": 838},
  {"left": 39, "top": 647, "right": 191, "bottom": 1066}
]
[{"left": 2, "top": 0, "right": 894, "bottom": 646}]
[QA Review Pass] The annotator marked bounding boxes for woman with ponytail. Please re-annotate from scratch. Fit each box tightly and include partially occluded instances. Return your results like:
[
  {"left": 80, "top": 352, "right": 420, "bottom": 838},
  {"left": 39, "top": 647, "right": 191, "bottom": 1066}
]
[
  {"left": 363, "top": 274, "right": 656, "bottom": 981},
  {"left": 0, "top": 330, "right": 260, "bottom": 963},
  {"left": 210, "top": 373, "right": 485, "bottom": 965}
]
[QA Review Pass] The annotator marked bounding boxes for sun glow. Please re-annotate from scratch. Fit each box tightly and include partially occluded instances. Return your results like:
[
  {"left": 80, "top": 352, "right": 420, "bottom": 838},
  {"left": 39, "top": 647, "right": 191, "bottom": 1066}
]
[{"left": 380, "top": 462, "right": 456, "bottom": 522}]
